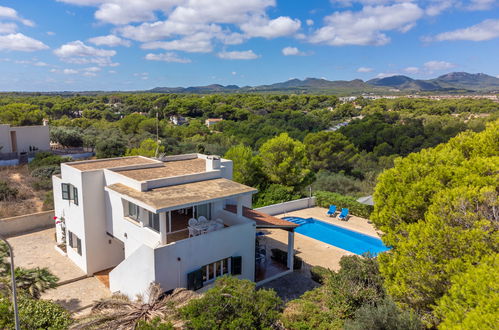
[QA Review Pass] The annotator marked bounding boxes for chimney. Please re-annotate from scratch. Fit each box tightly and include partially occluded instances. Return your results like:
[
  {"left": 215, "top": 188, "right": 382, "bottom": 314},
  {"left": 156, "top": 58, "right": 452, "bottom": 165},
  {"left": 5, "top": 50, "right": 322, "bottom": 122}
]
[{"left": 206, "top": 155, "right": 221, "bottom": 171}]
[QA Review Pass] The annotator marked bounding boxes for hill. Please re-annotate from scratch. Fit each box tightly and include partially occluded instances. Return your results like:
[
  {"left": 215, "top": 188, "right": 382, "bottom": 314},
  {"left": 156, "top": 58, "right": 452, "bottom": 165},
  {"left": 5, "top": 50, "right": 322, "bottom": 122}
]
[{"left": 148, "top": 72, "right": 499, "bottom": 94}]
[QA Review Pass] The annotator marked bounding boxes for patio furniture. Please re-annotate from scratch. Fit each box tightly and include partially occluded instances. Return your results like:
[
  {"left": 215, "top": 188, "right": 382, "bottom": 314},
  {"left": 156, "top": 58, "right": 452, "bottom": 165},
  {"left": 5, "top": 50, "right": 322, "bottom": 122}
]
[
  {"left": 188, "top": 226, "right": 200, "bottom": 237},
  {"left": 198, "top": 216, "right": 208, "bottom": 224},
  {"left": 338, "top": 208, "right": 349, "bottom": 221},
  {"left": 188, "top": 218, "right": 198, "bottom": 227},
  {"left": 327, "top": 205, "right": 337, "bottom": 217}
]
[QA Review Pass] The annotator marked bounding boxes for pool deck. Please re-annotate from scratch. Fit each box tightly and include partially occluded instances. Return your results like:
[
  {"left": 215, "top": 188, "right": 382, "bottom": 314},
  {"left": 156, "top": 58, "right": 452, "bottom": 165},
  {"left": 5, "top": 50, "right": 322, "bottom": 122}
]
[{"left": 265, "top": 207, "right": 383, "bottom": 271}]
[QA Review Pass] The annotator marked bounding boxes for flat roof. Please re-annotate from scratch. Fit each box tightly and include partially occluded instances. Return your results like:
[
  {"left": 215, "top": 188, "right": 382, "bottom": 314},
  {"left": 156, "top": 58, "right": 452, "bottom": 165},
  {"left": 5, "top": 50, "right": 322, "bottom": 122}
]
[
  {"left": 107, "top": 178, "right": 257, "bottom": 211},
  {"left": 225, "top": 205, "right": 298, "bottom": 230},
  {"left": 68, "top": 156, "right": 159, "bottom": 171},
  {"left": 115, "top": 158, "right": 206, "bottom": 181}
]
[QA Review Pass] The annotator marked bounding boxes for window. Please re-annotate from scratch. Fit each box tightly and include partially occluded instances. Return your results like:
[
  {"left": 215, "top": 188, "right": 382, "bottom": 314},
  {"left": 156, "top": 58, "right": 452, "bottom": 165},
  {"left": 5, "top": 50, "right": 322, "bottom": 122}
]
[
  {"left": 202, "top": 257, "right": 231, "bottom": 284},
  {"left": 61, "top": 183, "right": 78, "bottom": 205},
  {"left": 195, "top": 203, "right": 211, "bottom": 219},
  {"left": 61, "top": 183, "right": 70, "bottom": 200},
  {"left": 72, "top": 186, "right": 78, "bottom": 205},
  {"left": 127, "top": 202, "right": 139, "bottom": 221},
  {"left": 67, "top": 231, "right": 82, "bottom": 256},
  {"left": 148, "top": 211, "right": 160, "bottom": 232}
]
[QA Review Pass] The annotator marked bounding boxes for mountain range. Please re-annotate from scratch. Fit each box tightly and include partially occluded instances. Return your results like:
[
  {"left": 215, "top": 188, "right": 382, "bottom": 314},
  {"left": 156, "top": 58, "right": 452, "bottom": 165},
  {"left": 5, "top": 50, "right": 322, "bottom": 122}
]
[{"left": 148, "top": 72, "right": 499, "bottom": 95}]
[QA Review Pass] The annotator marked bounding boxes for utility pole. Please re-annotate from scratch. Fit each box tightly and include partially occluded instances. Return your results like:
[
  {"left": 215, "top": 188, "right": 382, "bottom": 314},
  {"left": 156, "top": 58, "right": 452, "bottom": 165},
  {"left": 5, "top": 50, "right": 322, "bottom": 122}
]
[{"left": 0, "top": 236, "right": 20, "bottom": 330}]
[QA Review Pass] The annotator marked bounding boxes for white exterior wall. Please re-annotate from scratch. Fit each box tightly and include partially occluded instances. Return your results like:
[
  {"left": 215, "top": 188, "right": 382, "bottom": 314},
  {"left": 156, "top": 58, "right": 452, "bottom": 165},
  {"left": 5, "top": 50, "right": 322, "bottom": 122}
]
[
  {"left": 109, "top": 244, "right": 156, "bottom": 298},
  {"left": 153, "top": 221, "right": 255, "bottom": 292},
  {"left": 0, "top": 124, "right": 49, "bottom": 154},
  {"left": 58, "top": 164, "right": 87, "bottom": 272},
  {"left": 81, "top": 170, "right": 124, "bottom": 274},
  {"left": 0, "top": 125, "right": 11, "bottom": 153}
]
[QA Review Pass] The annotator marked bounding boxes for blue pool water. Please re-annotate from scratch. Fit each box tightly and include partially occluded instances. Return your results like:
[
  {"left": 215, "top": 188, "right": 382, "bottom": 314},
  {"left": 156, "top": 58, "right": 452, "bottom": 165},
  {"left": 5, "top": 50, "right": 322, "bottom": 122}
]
[{"left": 283, "top": 217, "right": 390, "bottom": 256}]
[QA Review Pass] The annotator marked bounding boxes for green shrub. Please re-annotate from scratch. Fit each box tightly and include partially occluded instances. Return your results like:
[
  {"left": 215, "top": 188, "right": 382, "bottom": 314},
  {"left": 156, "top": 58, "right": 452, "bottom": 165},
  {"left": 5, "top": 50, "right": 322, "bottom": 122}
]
[
  {"left": 310, "top": 266, "right": 333, "bottom": 284},
  {"left": 181, "top": 276, "right": 282, "bottom": 329},
  {"left": 253, "top": 184, "right": 302, "bottom": 208},
  {"left": 43, "top": 191, "right": 54, "bottom": 210},
  {"left": 0, "top": 181, "right": 18, "bottom": 201},
  {"left": 282, "top": 255, "right": 385, "bottom": 329},
  {"left": 344, "top": 298, "right": 422, "bottom": 330},
  {"left": 30, "top": 165, "right": 61, "bottom": 179},
  {"left": 136, "top": 317, "right": 174, "bottom": 330},
  {"left": 0, "top": 295, "right": 71, "bottom": 330},
  {"left": 32, "top": 178, "right": 53, "bottom": 191},
  {"left": 29, "top": 153, "right": 70, "bottom": 171},
  {"left": 315, "top": 190, "right": 373, "bottom": 218}
]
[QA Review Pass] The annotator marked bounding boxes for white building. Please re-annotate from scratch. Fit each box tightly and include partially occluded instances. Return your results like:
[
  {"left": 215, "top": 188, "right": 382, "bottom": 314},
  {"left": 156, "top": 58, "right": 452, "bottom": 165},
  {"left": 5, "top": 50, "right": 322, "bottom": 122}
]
[
  {"left": 0, "top": 124, "right": 50, "bottom": 155},
  {"left": 205, "top": 118, "right": 223, "bottom": 127},
  {"left": 52, "top": 154, "right": 296, "bottom": 298}
]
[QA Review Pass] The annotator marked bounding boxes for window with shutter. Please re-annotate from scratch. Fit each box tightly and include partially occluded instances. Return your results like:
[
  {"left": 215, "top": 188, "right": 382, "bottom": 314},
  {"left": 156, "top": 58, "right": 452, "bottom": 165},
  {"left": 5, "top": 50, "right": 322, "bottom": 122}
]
[
  {"left": 68, "top": 231, "right": 73, "bottom": 247},
  {"left": 231, "top": 256, "right": 242, "bottom": 275},
  {"left": 73, "top": 186, "right": 78, "bottom": 205},
  {"left": 76, "top": 237, "right": 82, "bottom": 255},
  {"left": 61, "top": 183, "right": 70, "bottom": 200},
  {"left": 187, "top": 268, "right": 203, "bottom": 290}
]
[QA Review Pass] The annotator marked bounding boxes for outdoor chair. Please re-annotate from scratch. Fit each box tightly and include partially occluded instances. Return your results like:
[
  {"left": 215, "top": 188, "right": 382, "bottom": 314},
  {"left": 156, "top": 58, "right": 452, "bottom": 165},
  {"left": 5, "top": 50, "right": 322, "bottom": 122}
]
[
  {"left": 327, "top": 205, "right": 337, "bottom": 217},
  {"left": 198, "top": 216, "right": 208, "bottom": 224},
  {"left": 188, "top": 226, "right": 199, "bottom": 237},
  {"left": 188, "top": 218, "right": 198, "bottom": 227},
  {"left": 338, "top": 208, "right": 349, "bottom": 221}
]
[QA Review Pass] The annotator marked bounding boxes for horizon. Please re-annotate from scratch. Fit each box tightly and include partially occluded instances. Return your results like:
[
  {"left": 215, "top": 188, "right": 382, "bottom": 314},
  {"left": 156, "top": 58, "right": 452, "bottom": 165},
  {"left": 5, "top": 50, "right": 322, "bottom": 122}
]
[{"left": 0, "top": 1, "right": 498, "bottom": 92}]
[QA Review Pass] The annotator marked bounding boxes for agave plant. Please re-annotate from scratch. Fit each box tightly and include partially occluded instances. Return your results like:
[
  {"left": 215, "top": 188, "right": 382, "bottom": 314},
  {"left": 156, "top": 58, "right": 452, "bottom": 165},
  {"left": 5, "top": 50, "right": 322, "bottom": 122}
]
[
  {"left": 72, "top": 283, "right": 198, "bottom": 330},
  {"left": 14, "top": 267, "right": 59, "bottom": 299}
]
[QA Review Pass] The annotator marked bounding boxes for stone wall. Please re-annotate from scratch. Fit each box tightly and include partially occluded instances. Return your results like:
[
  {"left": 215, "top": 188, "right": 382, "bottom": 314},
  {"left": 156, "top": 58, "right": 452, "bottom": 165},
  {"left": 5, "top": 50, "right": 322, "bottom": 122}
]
[{"left": 0, "top": 210, "right": 54, "bottom": 237}]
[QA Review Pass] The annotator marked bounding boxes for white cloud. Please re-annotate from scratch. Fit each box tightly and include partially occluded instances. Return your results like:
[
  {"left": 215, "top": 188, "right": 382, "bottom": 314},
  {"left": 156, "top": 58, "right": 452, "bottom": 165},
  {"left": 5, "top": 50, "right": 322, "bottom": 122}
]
[
  {"left": 88, "top": 34, "right": 131, "bottom": 47},
  {"left": 423, "top": 60, "right": 455, "bottom": 71},
  {"left": 54, "top": 40, "right": 117, "bottom": 66},
  {"left": 0, "top": 22, "right": 17, "bottom": 34},
  {"left": 240, "top": 16, "right": 301, "bottom": 38},
  {"left": 231, "top": 71, "right": 237, "bottom": 75},
  {"left": 310, "top": 3, "right": 423, "bottom": 46},
  {"left": 108, "top": 70, "right": 117, "bottom": 74},
  {"left": 145, "top": 52, "right": 191, "bottom": 63},
  {"left": 306, "top": 19, "right": 314, "bottom": 26},
  {"left": 467, "top": 0, "right": 497, "bottom": 10},
  {"left": 403, "top": 66, "right": 420, "bottom": 74},
  {"left": 59, "top": 0, "right": 301, "bottom": 56},
  {"left": 0, "top": 33, "right": 49, "bottom": 52},
  {"left": 282, "top": 46, "right": 306, "bottom": 56},
  {"left": 14, "top": 59, "right": 48, "bottom": 67},
  {"left": 83, "top": 66, "right": 102, "bottom": 72},
  {"left": 0, "top": 5, "right": 35, "bottom": 27},
  {"left": 376, "top": 72, "right": 398, "bottom": 78},
  {"left": 424, "top": 19, "right": 499, "bottom": 42},
  {"left": 141, "top": 32, "right": 214, "bottom": 53},
  {"left": 47, "top": 31, "right": 56, "bottom": 36},
  {"left": 357, "top": 66, "right": 373, "bottom": 72},
  {"left": 63, "top": 68, "right": 78, "bottom": 74},
  {"left": 217, "top": 50, "right": 260, "bottom": 60}
]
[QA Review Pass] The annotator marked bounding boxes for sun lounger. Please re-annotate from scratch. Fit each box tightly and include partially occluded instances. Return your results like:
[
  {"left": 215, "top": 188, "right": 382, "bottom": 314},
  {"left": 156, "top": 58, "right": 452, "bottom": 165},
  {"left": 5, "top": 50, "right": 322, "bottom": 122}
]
[
  {"left": 327, "top": 205, "right": 337, "bottom": 217},
  {"left": 338, "top": 208, "right": 349, "bottom": 221}
]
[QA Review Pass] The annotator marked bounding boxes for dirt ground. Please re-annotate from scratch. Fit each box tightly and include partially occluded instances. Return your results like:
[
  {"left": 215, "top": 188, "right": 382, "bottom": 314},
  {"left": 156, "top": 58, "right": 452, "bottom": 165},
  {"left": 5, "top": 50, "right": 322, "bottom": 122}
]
[{"left": 0, "top": 165, "right": 49, "bottom": 218}]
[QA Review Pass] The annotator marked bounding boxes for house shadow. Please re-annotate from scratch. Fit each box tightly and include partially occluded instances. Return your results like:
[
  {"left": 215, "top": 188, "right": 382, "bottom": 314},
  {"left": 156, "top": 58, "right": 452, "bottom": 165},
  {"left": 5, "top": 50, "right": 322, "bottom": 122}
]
[
  {"left": 51, "top": 298, "right": 85, "bottom": 312},
  {"left": 257, "top": 235, "right": 320, "bottom": 302}
]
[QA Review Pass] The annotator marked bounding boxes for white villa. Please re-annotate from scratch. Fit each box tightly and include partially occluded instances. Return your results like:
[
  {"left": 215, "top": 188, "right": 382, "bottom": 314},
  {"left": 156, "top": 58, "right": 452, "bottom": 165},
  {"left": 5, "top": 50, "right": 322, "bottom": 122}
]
[
  {"left": 0, "top": 123, "right": 50, "bottom": 156},
  {"left": 52, "top": 154, "right": 297, "bottom": 298}
]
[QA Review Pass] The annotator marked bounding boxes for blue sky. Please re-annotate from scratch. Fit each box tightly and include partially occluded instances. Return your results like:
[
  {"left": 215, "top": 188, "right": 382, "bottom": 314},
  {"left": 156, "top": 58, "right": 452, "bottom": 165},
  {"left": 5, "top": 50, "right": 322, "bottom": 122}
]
[{"left": 0, "top": 0, "right": 498, "bottom": 91}]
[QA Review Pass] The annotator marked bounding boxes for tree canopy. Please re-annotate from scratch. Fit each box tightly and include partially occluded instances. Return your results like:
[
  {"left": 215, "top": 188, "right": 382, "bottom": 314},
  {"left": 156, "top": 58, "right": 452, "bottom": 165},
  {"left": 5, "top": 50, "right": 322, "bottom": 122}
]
[{"left": 372, "top": 120, "right": 499, "bottom": 326}]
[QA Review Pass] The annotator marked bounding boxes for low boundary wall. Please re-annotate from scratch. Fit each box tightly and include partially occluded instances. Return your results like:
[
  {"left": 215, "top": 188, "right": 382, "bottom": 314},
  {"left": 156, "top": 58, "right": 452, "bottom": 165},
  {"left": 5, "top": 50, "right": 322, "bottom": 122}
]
[
  {"left": 255, "top": 197, "right": 316, "bottom": 216},
  {"left": 0, "top": 210, "right": 54, "bottom": 237}
]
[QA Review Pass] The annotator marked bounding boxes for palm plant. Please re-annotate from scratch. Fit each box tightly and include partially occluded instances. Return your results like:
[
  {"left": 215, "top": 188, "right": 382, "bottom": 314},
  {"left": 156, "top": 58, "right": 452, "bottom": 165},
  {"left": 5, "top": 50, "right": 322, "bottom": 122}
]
[
  {"left": 14, "top": 267, "right": 59, "bottom": 299},
  {"left": 0, "top": 241, "right": 58, "bottom": 299},
  {"left": 72, "top": 283, "right": 198, "bottom": 329}
]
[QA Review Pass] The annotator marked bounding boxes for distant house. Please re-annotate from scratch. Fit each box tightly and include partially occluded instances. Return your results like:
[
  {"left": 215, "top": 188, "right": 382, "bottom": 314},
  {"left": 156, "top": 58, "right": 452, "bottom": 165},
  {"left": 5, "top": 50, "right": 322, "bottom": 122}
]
[
  {"left": 169, "top": 115, "right": 188, "bottom": 126},
  {"left": 52, "top": 153, "right": 297, "bottom": 298},
  {"left": 0, "top": 123, "right": 50, "bottom": 156},
  {"left": 205, "top": 118, "right": 223, "bottom": 127}
]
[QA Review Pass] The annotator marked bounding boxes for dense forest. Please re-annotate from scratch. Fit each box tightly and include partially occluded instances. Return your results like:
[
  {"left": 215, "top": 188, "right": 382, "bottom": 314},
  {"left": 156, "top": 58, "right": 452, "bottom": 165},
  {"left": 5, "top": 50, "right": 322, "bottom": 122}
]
[
  {"left": 1, "top": 93, "right": 498, "bottom": 329},
  {"left": 0, "top": 93, "right": 497, "bottom": 207}
]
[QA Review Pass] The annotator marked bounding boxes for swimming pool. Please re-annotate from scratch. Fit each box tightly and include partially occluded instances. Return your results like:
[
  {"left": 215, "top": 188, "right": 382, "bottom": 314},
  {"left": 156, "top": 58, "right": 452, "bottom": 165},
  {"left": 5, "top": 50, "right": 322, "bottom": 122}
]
[{"left": 283, "top": 216, "right": 390, "bottom": 256}]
